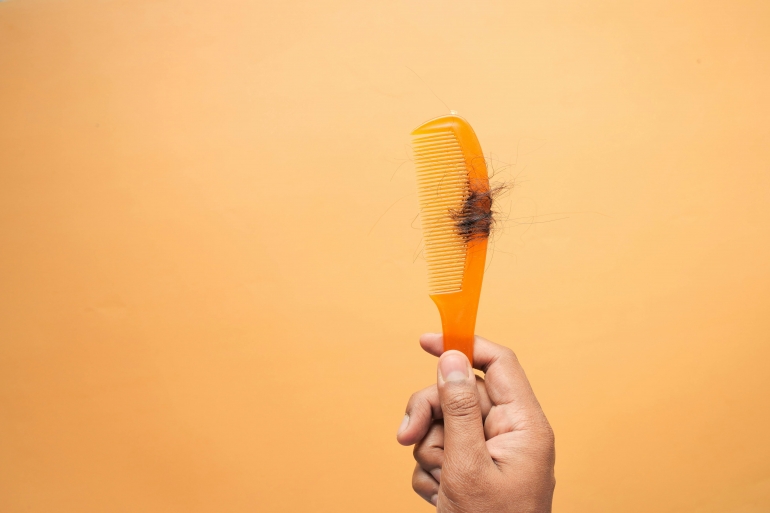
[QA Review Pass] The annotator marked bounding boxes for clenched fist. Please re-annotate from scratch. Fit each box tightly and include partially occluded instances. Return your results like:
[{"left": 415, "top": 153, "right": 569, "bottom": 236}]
[{"left": 397, "top": 334, "right": 555, "bottom": 512}]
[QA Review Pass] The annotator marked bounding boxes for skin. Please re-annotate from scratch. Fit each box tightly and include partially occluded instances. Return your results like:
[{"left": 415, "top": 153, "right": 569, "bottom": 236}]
[{"left": 397, "top": 334, "right": 556, "bottom": 512}]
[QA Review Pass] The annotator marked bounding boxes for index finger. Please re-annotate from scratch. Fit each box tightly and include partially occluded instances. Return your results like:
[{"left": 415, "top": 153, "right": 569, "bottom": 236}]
[{"left": 397, "top": 376, "right": 492, "bottom": 446}]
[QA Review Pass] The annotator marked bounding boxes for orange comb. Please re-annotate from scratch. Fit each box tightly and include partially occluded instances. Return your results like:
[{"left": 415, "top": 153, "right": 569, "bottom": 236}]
[{"left": 412, "top": 114, "right": 490, "bottom": 363}]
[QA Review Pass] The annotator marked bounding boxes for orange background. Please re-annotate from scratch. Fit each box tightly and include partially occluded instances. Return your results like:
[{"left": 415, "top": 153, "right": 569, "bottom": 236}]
[{"left": 1, "top": 1, "right": 769, "bottom": 511}]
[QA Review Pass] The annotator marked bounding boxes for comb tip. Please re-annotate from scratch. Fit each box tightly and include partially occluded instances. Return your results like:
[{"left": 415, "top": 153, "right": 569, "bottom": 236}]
[{"left": 411, "top": 114, "right": 469, "bottom": 137}]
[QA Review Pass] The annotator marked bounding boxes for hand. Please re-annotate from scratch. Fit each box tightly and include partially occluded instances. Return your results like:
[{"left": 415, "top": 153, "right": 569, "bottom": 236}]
[{"left": 396, "top": 334, "right": 555, "bottom": 512}]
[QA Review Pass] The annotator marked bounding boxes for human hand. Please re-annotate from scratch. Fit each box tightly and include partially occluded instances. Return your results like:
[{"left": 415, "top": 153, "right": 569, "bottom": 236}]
[{"left": 396, "top": 334, "right": 555, "bottom": 512}]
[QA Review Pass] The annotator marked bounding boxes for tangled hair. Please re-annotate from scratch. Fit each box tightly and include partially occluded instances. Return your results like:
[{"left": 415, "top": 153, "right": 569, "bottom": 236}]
[{"left": 451, "top": 181, "right": 509, "bottom": 243}]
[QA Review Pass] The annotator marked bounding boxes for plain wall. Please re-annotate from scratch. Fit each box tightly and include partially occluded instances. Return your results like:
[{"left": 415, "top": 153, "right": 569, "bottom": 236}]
[{"left": 1, "top": 0, "right": 769, "bottom": 511}]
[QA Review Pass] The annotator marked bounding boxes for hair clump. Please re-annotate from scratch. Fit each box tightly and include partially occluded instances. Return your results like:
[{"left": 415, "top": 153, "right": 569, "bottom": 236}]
[{"left": 450, "top": 181, "right": 509, "bottom": 243}]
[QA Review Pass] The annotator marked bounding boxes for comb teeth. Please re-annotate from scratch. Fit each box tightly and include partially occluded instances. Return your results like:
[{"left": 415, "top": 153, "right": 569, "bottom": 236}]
[{"left": 413, "top": 131, "right": 469, "bottom": 294}]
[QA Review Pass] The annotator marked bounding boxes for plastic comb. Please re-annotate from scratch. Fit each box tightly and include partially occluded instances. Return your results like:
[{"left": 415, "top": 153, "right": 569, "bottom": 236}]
[{"left": 412, "top": 114, "right": 490, "bottom": 363}]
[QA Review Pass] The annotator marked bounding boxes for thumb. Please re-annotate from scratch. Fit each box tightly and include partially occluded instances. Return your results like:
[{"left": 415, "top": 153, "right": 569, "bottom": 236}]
[{"left": 437, "top": 351, "right": 491, "bottom": 474}]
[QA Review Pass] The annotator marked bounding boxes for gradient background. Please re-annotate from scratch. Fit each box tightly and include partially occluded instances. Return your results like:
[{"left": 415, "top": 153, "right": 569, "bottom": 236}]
[{"left": 1, "top": 1, "right": 769, "bottom": 512}]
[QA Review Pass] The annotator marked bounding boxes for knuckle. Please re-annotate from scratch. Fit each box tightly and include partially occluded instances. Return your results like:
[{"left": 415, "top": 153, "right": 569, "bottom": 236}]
[
  {"left": 499, "top": 346, "right": 519, "bottom": 365},
  {"left": 544, "top": 428, "right": 557, "bottom": 464},
  {"left": 406, "top": 398, "right": 425, "bottom": 421},
  {"left": 522, "top": 416, "right": 555, "bottom": 448},
  {"left": 411, "top": 475, "right": 420, "bottom": 493},
  {"left": 544, "top": 423, "right": 556, "bottom": 445},
  {"left": 525, "top": 421, "right": 556, "bottom": 465},
  {"left": 411, "top": 465, "right": 437, "bottom": 498},
  {"left": 442, "top": 389, "right": 479, "bottom": 418},
  {"left": 537, "top": 418, "right": 556, "bottom": 447},
  {"left": 413, "top": 442, "right": 442, "bottom": 467},
  {"left": 412, "top": 443, "right": 425, "bottom": 462},
  {"left": 411, "top": 466, "right": 423, "bottom": 492},
  {"left": 407, "top": 386, "right": 438, "bottom": 418},
  {"left": 406, "top": 391, "right": 420, "bottom": 410}
]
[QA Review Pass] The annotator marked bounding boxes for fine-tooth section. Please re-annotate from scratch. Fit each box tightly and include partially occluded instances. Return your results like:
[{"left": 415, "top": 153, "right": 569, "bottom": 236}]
[{"left": 412, "top": 131, "right": 469, "bottom": 294}]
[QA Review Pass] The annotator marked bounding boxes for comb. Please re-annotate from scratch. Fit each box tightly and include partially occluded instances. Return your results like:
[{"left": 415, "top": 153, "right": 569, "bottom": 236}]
[{"left": 412, "top": 114, "right": 490, "bottom": 363}]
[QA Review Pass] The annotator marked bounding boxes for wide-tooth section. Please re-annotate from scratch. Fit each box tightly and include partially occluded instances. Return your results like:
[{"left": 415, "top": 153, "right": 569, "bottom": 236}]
[{"left": 412, "top": 131, "right": 469, "bottom": 294}]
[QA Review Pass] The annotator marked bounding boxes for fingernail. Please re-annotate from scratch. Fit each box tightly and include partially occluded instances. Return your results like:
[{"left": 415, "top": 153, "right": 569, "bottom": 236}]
[
  {"left": 397, "top": 414, "right": 409, "bottom": 436},
  {"left": 430, "top": 494, "right": 438, "bottom": 506},
  {"left": 430, "top": 468, "right": 441, "bottom": 483},
  {"left": 440, "top": 351, "right": 469, "bottom": 382}
]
